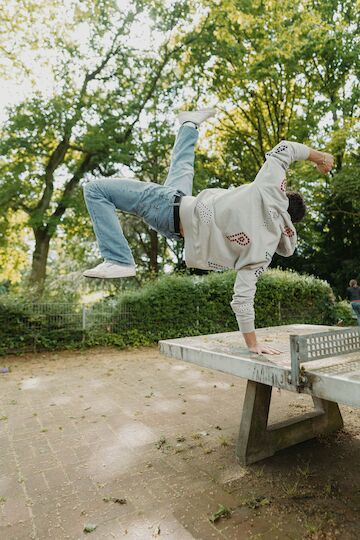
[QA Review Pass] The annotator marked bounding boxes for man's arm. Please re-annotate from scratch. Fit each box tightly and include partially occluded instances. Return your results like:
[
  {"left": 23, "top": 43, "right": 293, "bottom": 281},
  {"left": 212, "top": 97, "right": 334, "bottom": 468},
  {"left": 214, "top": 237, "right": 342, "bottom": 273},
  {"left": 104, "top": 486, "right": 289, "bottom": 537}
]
[
  {"left": 254, "top": 140, "right": 334, "bottom": 189},
  {"left": 233, "top": 144, "right": 334, "bottom": 354},
  {"left": 307, "top": 148, "right": 334, "bottom": 174},
  {"left": 231, "top": 266, "right": 281, "bottom": 355}
]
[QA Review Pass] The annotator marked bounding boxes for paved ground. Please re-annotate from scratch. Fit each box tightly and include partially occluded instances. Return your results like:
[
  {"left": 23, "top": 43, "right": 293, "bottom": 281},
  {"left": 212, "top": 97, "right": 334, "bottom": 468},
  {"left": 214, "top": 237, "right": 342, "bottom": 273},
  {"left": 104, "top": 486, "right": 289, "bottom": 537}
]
[{"left": 1, "top": 346, "right": 360, "bottom": 540}]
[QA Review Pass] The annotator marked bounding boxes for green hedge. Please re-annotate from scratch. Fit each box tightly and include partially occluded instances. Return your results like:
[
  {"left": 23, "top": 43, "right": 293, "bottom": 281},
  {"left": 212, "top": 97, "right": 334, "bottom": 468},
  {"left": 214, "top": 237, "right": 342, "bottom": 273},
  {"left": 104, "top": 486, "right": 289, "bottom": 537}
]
[
  {"left": 255, "top": 269, "right": 336, "bottom": 327},
  {"left": 0, "top": 300, "right": 83, "bottom": 354},
  {"left": 0, "top": 269, "right": 343, "bottom": 354},
  {"left": 333, "top": 300, "right": 357, "bottom": 327},
  {"left": 113, "top": 268, "right": 337, "bottom": 342}
]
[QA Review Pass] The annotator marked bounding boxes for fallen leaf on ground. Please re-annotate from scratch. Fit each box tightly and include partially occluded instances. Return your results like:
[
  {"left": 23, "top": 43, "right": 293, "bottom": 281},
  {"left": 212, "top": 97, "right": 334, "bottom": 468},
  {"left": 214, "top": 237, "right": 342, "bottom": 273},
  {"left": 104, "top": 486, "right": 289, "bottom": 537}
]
[
  {"left": 155, "top": 436, "right": 167, "bottom": 450},
  {"left": 103, "top": 497, "right": 127, "bottom": 504},
  {"left": 209, "top": 504, "right": 231, "bottom": 523},
  {"left": 245, "top": 496, "right": 271, "bottom": 509},
  {"left": 84, "top": 523, "right": 97, "bottom": 533}
]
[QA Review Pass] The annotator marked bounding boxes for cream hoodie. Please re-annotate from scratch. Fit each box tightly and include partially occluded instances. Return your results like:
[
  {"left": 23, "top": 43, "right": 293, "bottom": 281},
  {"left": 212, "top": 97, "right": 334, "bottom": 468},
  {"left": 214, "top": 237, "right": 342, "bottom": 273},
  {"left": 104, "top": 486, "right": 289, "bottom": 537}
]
[{"left": 179, "top": 140, "right": 310, "bottom": 333}]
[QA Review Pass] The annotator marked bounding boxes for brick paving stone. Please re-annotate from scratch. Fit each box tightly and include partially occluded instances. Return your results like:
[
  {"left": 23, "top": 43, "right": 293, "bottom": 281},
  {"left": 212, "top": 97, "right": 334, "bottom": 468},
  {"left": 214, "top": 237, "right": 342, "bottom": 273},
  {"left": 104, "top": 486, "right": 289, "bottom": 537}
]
[
  {"left": 40, "top": 465, "right": 70, "bottom": 492},
  {"left": 0, "top": 519, "right": 35, "bottom": 540},
  {"left": 2, "top": 345, "right": 359, "bottom": 539},
  {"left": 78, "top": 495, "right": 136, "bottom": 526},
  {"left": 22, "top": 473, "right": 49, "bottom": 500},
  {"left": 1, "top": 494, "right": 32, "bottom": 527},
  {"left": 172, "top": 495, "right": 226, "bottom": 539}
]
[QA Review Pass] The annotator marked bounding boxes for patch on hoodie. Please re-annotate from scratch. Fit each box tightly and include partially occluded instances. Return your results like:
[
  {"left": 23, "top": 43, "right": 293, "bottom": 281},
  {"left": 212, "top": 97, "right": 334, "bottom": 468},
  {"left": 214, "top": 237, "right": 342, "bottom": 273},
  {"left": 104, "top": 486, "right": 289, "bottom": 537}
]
[
  {"left": 233, "top": 302, "right": 253, "bottom": 314},
  {"left": 266, "top": 142, "right": 288, "bottom": 157},
  {"left": 269, "top": 209, "right": 279, "bottom": 220},
  {"left": 196, "top": 201, "right": 213, "bottom": 224},
  {"left": 276, "top": 222, "right": 297, "bottom": 257},
  {"left": 208, "top": 260, "right": 227, "bottom": 271},
  {"left": 283, "top": 226, "right": 295, "bottom": 237},
  {"left": 254, "top": 267, "right": 265, "bottom": 279},
  {"left": 265, "top": 142, "right": 289, "bottom": 171},
  {"left": 226, "top": 232, "right": 250, "bottom": 246}
]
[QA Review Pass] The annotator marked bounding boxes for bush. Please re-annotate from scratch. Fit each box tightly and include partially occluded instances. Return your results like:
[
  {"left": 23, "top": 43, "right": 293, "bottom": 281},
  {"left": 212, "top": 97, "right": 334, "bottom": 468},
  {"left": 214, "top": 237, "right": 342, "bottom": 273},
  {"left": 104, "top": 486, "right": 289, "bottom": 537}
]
[
  {"left": 0, "top": 269, "right": 339, "bottom": 354},
  {"left": 0, "top": 298, "right": 83, "bottom": 354},
  {"left": 112, "top": 268, "right": 337, "bottom": 343},
  {"left": 333, "top": 300, "right": 357, "bottom": 326},
  {"left": 255, "top": 269, "right": 336, "bottom": 327}
]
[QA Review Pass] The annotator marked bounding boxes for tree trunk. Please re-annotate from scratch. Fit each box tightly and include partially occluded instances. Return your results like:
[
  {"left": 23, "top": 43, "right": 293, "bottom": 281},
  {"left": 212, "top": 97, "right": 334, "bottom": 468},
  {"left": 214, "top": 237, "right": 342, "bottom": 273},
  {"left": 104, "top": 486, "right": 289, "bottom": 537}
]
[
  {"left": 149, "top": 229, "right": 159, "bottom": 274},
  {"left": 29, "top": 228, "right": 51, "bottom": 297}
]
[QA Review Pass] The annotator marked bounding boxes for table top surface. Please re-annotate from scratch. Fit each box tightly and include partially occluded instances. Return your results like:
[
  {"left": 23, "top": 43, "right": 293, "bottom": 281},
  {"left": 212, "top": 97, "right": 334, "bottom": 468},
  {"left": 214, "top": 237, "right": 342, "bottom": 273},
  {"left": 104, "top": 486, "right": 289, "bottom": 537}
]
[{"left": 159, "top": 325, "right": 360, "bottom": 408}]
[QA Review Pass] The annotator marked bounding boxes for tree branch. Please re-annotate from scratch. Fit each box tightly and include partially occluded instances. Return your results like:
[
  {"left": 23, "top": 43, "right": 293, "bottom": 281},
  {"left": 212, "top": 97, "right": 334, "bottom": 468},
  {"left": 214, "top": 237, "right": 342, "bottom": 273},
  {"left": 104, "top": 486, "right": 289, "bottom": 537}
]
[
  {"left": 46, "top": 153, "right": 94, "bottom": 233},
  {"left": 33, "top": 18, "right": 135, "bottom": 221},
  {"left": 119, "top": 16, "right": 211, "bottom": 143}
]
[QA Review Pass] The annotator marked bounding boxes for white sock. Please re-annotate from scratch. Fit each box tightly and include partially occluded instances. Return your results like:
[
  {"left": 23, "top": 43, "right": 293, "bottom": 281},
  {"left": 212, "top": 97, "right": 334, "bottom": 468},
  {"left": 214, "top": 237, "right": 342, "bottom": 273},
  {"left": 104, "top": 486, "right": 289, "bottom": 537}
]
[{"left": 182, "top": 121, "right": 198, "bottom": 129}]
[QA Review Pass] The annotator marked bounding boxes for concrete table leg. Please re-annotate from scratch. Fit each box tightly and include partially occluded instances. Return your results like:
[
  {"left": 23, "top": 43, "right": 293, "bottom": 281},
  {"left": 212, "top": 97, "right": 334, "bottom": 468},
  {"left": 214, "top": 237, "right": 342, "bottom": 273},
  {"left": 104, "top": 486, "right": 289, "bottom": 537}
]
[{"left": 236, "top": 380, "right": 344, "bottom": 465}]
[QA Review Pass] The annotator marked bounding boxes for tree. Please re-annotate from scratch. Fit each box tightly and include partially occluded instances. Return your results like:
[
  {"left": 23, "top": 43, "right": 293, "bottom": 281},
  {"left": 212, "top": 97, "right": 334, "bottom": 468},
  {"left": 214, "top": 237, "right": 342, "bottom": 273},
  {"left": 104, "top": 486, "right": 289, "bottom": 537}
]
[
  {"left": 185, "top": 0, "right": 359, "bottom": 293},
  {"left": 0, "top": 0, "right": 208, "bottom": 295}
]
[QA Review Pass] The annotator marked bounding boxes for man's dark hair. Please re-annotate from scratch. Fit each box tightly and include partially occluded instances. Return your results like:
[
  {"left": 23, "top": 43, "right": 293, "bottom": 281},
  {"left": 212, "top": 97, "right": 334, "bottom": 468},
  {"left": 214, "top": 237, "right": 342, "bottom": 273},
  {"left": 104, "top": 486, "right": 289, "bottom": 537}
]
[{"left": 286, "top": 191, "right": 306, "bottom": 223}]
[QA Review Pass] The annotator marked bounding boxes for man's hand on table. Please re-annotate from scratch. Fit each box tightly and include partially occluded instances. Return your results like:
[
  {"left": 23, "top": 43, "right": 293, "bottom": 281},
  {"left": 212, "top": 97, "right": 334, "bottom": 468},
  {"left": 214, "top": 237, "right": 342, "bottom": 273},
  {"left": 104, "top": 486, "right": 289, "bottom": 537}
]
[
  {"left": 248, "top": 343, "right": 282, "bottom": 355},
  {"left": 243, "top": 331, "right": 282, "bottom": 355}
]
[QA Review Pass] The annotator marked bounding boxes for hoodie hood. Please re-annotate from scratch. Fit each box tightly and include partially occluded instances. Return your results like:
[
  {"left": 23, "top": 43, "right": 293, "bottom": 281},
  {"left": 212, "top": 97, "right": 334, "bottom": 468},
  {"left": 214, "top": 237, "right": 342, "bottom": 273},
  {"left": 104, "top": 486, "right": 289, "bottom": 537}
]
[{"left": 275, "top": 213, "right": 297, "bottom": 257}]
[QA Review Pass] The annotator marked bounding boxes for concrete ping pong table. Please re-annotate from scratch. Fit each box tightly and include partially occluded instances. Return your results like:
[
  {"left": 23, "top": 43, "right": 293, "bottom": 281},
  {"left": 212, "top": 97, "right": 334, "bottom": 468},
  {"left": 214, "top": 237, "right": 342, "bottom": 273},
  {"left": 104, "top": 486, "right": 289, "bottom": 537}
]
[{"left": 160, "top": 325, "right": 360, "bottom": 464}]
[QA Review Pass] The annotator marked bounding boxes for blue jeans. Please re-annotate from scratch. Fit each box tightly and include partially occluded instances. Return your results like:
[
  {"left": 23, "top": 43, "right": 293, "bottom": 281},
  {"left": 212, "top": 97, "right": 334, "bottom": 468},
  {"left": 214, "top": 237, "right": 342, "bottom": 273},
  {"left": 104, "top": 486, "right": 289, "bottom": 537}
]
[
  {"left": 351, "top": 302, "right": 360, "bottom": 326},
  {"left": 83, "top": 125, "right": 199, "bottom": 266}
]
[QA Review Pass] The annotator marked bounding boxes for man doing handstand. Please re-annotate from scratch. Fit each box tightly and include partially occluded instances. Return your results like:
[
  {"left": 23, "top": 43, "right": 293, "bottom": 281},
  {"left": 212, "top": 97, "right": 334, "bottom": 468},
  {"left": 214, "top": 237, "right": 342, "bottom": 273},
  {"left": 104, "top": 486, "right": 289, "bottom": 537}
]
[{"left": 83, "top": 109, "right": 334, "bottom": 355}]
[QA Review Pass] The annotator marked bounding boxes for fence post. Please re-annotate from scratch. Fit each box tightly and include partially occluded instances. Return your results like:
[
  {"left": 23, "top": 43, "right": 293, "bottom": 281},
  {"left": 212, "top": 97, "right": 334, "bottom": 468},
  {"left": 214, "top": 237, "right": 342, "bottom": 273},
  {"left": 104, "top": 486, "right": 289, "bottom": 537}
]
[{"left": 82, "top": 305, "right": 87, "bottom": 332}]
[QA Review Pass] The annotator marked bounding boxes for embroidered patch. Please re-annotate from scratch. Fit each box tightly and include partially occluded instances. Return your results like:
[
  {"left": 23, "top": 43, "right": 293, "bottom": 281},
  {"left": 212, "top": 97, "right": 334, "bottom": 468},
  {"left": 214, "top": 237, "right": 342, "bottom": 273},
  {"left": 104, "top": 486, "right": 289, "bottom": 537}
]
[
  {"left": 280, "top": 179, "right": 287, "bottom": 192},
  {"left": 268, "top": 209, "right": 279, "bottom": 220},
  {"left": 208, "top": 260, "right": 227, "bottom": 271},
  {"left": 234, "top": 302, "right": 253, "bottom": 314},
  {"left": 226, "top": 232, "right": 250, "bottom": 246},
  {"left": 254, "top": 267, "right": 265, "bottom": 279},
  {"left": 266, "top": 142, "right": 288, "bottom": 157},
  {"left": 196, "top": 201, "right": 213, "bottom": 225},
  {"left": 283, "top": 226, "right": 295, "bottom": 237}
]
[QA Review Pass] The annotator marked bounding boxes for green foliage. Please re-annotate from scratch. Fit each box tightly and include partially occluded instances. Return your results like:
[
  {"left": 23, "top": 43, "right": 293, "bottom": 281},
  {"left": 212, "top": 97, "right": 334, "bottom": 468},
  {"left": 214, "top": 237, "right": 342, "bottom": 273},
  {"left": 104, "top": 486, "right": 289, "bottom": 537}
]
[
  {"left": 0, "top": 0, "right": 358, "bottom": 302},
  {"left": 0, "top": 0, "right": 205, "bottom": 293},
  {"left": 113, "top": 271, "right": 237, "bottom": 340},
  {"left": 255, "top": 269, "right": 336, "bottom": 327},
  {"left": 0, "top": 298, "right": 83, "bottom": 354},
  {"left": 0, "top": 269, "right": 339, "bottom": 354},
  {"left": 110, "top": 268, "right": 337, "bottom": 342},
  {"left": 334, "top": 300, "right": 357, "bottom": 327},
  {"left": 187, "top": 0, "right": 359, "bottom": 294}
]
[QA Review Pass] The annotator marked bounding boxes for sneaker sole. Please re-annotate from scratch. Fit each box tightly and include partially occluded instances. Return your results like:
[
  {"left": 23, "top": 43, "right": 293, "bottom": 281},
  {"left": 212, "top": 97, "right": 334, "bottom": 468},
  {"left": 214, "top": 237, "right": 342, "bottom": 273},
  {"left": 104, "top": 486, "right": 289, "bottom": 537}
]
[{"left": 83, "top": 272, "right": 136, "bottom": 279}]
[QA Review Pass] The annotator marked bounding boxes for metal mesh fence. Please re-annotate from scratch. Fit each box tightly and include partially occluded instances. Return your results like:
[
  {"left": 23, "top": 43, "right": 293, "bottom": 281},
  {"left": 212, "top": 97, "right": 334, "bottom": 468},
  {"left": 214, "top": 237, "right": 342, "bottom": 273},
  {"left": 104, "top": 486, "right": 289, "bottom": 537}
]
[
  {"left": 20, "top": 303, "right": 83, "bottom": 331},
  {"left": 0, "top": 302, "right": 135, "bottom": 354},
  {"left": 0, "top": 298, "right": 336, "bottom": 355}
]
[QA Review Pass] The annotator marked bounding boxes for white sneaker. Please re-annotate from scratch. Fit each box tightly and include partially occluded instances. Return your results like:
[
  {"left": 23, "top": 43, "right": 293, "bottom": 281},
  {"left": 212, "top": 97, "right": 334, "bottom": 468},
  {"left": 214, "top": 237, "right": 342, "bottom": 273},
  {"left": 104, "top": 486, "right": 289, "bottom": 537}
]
[
  {"left": 83, "top": 261, "right": 136, "bottom": 279},
  {"left": 178, "top": 107, "right": 217, "bottom": 126}
]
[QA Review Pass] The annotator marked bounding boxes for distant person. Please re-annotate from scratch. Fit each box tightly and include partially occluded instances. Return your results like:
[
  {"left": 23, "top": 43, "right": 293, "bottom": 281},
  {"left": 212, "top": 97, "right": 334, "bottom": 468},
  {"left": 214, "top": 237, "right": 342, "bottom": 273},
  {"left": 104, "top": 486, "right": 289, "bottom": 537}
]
[
  {"left": 346, "top": 279, "right": 360, "bottom": 326},
  {"left": 83, "top": 108, "right": 334, "bottom": 354}
]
